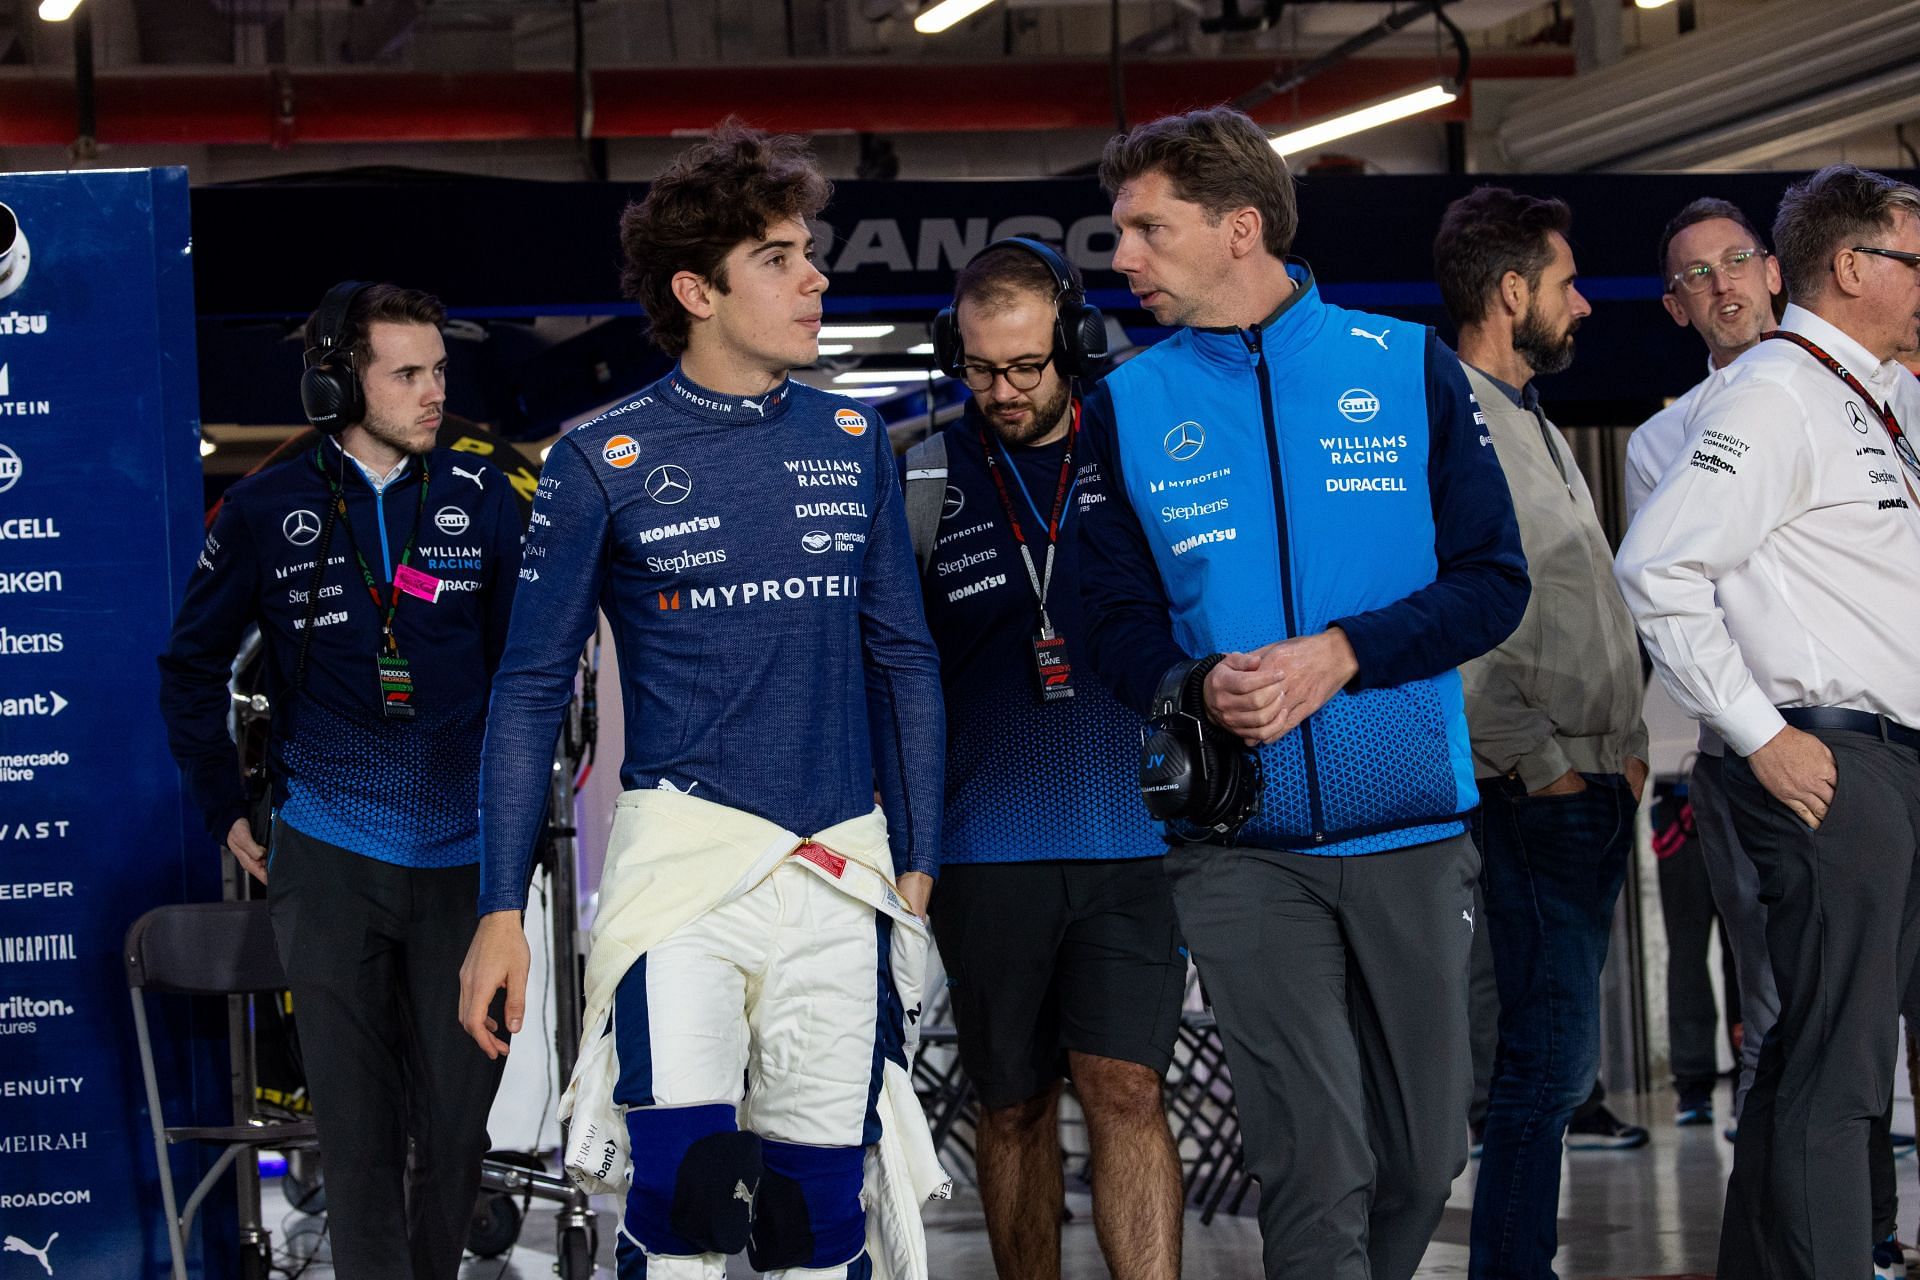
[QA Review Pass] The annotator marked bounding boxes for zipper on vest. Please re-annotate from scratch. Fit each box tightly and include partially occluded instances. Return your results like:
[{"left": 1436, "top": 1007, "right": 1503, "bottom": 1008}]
[{"left": 1245, "top": 326, "right": 1326, "bottom": 842}]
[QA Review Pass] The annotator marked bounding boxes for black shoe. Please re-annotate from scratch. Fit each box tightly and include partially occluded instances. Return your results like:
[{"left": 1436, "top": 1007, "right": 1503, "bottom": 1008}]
[
  {"left": 1674, "top": 1093, "right": 1713, "bottom": 1127},
  {"left": 1565, "top": 1103, "right": 1650, "bottom": 1150}
]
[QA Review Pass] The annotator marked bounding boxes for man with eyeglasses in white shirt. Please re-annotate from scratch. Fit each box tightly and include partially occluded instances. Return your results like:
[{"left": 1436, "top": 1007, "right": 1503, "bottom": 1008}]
[
  {"left": 1623, "top": 199, "right": 1783, "bottom": 1142},
  {"left": 1616, "top": 164, "right": 1920, "bottom": 1280}
]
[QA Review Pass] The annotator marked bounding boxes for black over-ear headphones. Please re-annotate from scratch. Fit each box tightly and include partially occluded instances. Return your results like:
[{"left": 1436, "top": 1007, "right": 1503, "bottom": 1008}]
[
  {"left": 300, "top": 280, "right": 372, "bottom": 433},
  {"left": 932, "top": 237, "right": 1109, "bottom": 381},
  {"left": 1139, "top": 655, "right": 1263, "bottom": 841}
]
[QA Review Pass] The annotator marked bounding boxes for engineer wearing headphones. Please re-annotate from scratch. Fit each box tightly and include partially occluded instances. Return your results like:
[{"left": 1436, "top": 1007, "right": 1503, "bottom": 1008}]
[
  {"left": 157, "top": 283, "right": 524, "bottom": 1279},
  {"left": 1075, "top": 107, "right": 1528, "bottom": 1280},
  {"left": 900, "top": 240, "right": 1184, "bottom": 1280}
]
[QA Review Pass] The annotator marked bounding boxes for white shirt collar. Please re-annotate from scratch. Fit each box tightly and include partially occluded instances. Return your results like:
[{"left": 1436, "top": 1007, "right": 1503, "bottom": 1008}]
[
  {"left": 328, "top": 437, "right": 411, "bottom": 493},
  {"left": 1779, "top": 303, "right": 1900, "bottom": 394}
]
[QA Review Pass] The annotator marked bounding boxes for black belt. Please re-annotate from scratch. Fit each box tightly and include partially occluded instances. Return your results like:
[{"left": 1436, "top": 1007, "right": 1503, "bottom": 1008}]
[{"left": 1778, "top": 706, "right": 1920, "bottom": 752}]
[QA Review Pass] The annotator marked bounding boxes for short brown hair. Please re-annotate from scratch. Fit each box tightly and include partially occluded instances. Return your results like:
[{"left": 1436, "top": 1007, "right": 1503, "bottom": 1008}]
[
  {"left": 1657, "top": 197, "right": 1767, "bottom": 281},
  {"left": 1432, "top": 186, "right": 1573, "bottom": 327},
  {"left": 953, "top": 242, "right": 1080, "bottom": 317},
  {"left": 1772, "top": 164, "right": 1920, "bottom": 303},
  {"left": 1098, "top": 106, "right": 1298, "bottom": 259},
  {"left": 305, "top": 283, "right": 446, "bottom": 370},
  {"left": 620, "top": 119, "right": 833, "bottom": 357}
]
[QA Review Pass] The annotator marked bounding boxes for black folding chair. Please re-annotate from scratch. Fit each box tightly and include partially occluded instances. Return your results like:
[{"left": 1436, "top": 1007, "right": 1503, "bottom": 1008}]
[{"left": 125, "top": 900, "right": 318, "bottom": 1280}]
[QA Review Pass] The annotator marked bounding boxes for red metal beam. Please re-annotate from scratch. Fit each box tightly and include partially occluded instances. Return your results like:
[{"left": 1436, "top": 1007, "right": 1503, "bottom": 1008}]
[{"left": 0, "top": 55, "right": 1571, "bottom": 148}]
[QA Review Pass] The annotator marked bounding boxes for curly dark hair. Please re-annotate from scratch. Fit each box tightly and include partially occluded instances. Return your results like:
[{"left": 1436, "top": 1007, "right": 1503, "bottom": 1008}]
[
  {"left": 1432, "top": 186, "right": 1573, "bottom": 328},
  {"left": 619, "top": 119, "right": 833, "bottom": 357}
]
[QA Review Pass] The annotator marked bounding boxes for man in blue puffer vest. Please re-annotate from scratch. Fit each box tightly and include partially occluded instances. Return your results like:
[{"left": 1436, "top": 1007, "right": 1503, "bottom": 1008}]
[{"left": 1076, "top": 107, "right": 1529, "bottom": 1280}]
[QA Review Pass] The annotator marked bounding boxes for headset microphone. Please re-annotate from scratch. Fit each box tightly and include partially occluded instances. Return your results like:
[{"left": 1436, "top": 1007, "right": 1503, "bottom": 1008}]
[
  {"left": 299, "top": 280, "right": 372, "bottom": 433},
  {"left": 1139, "top": 655, "right": 1262, "bottom": 840}
]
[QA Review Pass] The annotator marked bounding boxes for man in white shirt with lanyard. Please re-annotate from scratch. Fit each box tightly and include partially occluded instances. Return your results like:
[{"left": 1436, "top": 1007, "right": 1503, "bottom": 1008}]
[
  {"left": 1622, "top": 198, "right": 1783, "bottom": 1137},
  {"left": 1616, "top": 163, "right": 1920, "bottom": 1280}
]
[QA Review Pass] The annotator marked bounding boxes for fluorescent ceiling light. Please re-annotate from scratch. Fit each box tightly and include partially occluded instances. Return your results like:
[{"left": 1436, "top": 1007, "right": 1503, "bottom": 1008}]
[
  {"left": 37, "top": 0, "right": 83, "bottom": 18},
  {"left": 1634, "top": 0, "right": 1676, "bottom": 7},
  {"left": 907, "top": 342, "right": 935, "bottom": 355},
  {"left": 844, "top": 386, "right": 902, "bottom": 399},
  {"left": 818, "top": 324, "right": 895, "bottom": 340},
  {"left": 834, "top": 369, "right": 944, "bottom": 384},
  {"left": 816, "top": 343, "right": 853, "bottom": 356},
  {"left": 1269, "top": 81, "right": 1458, "bottom": 157},
  {"left": 914, "top": 0, "right": 998, "bottom": 35}
]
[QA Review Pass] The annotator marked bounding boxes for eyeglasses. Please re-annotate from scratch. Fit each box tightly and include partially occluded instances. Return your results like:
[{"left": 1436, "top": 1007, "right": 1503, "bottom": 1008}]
[
  {"left": 960, "top": 355, "right": 1053, "bottom": 393},
  {"left": 1854, "top": 245, "right": 1920, "bottom": 272},
  {"left": 1668, "top": 248, "right": 1766, "bottom": 295}
]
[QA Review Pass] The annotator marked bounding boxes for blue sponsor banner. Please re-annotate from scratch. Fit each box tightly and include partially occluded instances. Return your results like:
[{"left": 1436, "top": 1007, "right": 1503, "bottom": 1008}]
[{"left": 0, "top": 168, "right": 231, "bottom": 1278}]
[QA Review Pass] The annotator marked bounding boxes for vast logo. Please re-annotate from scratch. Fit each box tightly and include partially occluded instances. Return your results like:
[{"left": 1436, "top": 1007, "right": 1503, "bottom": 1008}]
[
  {"left": 835, "top": 407, "right": 869, "bottom": 437},
  {"left": 282, "top": 509, "right": 321, "bottom": 546},
  {"left": 1163, "top": 421, "right": 1205, "bottom": 461},
  {"left": 1338, "top": 389, "right": 1381, "bottom": 423},
  {"left": 0, "top": 444, "right": 19, "bottom": 494},
  {"left": 603, "top": 435, "right": 643, "bottom": 469},
  {"left": 434, "top": 506, "right": 469, "bottom": 536},
  {"left": 645, "top": 465, "right": 693, "bottom": 505}
]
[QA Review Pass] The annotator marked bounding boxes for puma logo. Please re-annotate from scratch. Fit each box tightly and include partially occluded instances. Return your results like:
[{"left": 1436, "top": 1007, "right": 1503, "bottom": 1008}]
[
  {"left": 4, "top": 1234, "right": 57, "bottom": 1276},
  {"left": 741, "top": 396, "right": 771, "bottom": 417},
  {"left": 1350, "top": 326, "right": 1390, "bottom": 350},
  {"left": 1462, "top": 906, "right": 1475, "bottom": 932},
  {"left": 734, "top": 1180, "right": 754, "bottom": 1204},
  {"left": 451, "top": 464, "right": 486, "bottom": 491},
  {"left": 655, "top": 777, "right": 698, "bottom": 795}
]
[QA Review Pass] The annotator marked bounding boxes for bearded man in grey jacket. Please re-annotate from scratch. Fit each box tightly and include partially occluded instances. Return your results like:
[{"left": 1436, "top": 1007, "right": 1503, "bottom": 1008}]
[{"left": 1434, "top": 186, "right": 1649, "bottom": 1280}]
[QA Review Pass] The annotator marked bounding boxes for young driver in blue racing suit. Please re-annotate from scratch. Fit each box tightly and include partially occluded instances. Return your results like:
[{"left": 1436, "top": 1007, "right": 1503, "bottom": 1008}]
[{"left": 456, "top": 123, "right": 944, "bottom": 1280}]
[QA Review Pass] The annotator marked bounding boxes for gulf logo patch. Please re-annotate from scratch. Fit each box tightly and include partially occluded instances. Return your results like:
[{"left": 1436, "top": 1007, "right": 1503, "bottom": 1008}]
[
  {"left": 603, "top": 435, "right": 641, "bottom": 469},
  {"left": 834, "top": 407, "right": 868, "bottom": 438}
]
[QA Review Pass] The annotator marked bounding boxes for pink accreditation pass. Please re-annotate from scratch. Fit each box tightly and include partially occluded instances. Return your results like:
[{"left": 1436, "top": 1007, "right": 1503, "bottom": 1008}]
[{"left": 393, "top": 563, "right": 443, "bottom": 604}]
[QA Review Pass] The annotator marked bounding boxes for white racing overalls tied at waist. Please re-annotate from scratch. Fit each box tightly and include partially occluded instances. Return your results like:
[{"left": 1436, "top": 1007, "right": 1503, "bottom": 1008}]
[{"left": 560, "top": 786, "right": 950, "bottom": 1280}]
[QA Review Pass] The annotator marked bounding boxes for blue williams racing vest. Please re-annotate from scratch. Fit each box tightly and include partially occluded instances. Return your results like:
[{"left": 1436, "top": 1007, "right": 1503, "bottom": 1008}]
[{"left": 1092, "top": 271, "right": 1485, "bottom": 854}]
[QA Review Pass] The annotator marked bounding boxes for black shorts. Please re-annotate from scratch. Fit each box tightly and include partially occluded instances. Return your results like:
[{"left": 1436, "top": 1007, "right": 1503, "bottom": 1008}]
[{"left": 929, "top": 856, "right": 1186, "bottom": 1110}]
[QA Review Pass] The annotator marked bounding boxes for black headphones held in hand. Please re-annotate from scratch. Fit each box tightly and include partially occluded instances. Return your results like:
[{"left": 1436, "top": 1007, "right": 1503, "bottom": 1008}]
[
  {"left": 1139, "top": 655, "right": 1263, "bottom": 841},
  {"left": 932, "top": 237, "right": 1110, "bottom": 380},
  {"left": 300, "top": 280, "right": 372, "bottom": 433}
]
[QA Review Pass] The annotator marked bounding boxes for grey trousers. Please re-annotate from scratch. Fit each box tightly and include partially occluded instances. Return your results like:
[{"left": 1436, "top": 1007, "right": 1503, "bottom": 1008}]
[
  {"left": 1717, "top": 730, "right": 1920, "bottom": 1280},
  {"left": 1169, "top": 834, "right": 1479, "bottom": 1280},
  {"left": 1692, "top": 752, "right": 1779, "bottom": 1121}
]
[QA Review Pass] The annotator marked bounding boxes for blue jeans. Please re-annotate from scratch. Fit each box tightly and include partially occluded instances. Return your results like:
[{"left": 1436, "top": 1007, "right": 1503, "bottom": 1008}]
[{"left": 1468, "top": 772, "right": 1635, "bottom": 1280}]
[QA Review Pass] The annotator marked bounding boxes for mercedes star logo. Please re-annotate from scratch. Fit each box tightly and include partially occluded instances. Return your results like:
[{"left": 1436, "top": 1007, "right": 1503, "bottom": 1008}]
[
  {"left": 1164, "top": 420, "right": 1206, "bottom": 462},
  {"left": 1847, "top": 401, "right": 1872, "bottom": 434},
  {"left": 645, "top": 464, "right": 693, "bottom": 505},
  {"left": 942, "top": 486, "right": 965, "bottom": 520},
  {"left": 282, "top": 508, "right": 321, "bottom": 546}
]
